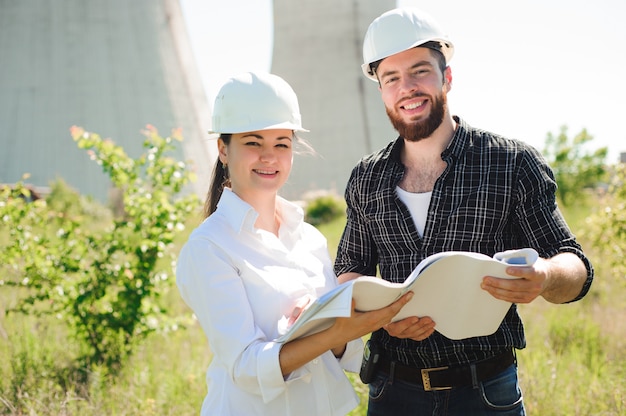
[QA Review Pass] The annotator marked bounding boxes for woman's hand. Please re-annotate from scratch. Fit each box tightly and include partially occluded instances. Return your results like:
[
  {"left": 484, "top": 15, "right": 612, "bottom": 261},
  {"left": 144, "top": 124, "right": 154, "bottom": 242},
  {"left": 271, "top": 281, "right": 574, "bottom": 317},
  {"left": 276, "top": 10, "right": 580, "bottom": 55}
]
[
  {"left": 329, "top": 291, "right": 415, "bottom": 348},
  {"left": 287, "top": 294, "right": 314, "bottom": 326},
  {"left": 279, "top": 292, "right": 414, "bottom": 376}
]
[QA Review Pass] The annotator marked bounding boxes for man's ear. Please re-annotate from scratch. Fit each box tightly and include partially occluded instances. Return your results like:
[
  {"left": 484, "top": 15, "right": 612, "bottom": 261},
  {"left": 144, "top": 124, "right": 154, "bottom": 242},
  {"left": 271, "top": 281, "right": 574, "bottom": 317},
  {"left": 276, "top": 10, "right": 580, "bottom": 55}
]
[{"left": 443, "top": 66, "right": 453, "bottom": 92}]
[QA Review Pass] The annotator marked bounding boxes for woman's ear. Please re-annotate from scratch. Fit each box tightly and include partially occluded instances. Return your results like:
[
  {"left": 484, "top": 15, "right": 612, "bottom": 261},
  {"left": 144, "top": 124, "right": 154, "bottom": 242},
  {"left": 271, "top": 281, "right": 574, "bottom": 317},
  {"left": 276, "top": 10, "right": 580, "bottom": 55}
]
[{"left": 217, "top": 137, "right": 228, "bottom": 164}]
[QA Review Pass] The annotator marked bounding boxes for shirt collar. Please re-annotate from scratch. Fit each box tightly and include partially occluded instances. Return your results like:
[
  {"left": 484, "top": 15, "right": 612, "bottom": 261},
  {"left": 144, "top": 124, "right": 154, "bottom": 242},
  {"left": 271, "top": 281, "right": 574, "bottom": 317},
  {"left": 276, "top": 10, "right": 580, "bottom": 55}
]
[
  {"left": 442, "top": 116, "right": 470, "bottom": 161},
  {"left": 215, "top": 188, "right": 304, "bottom": 235}
]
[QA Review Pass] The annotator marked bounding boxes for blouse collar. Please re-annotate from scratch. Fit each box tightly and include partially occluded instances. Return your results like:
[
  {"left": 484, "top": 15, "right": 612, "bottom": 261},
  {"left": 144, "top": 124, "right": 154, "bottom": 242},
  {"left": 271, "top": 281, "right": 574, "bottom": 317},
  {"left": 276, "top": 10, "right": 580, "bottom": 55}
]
[{"left": 215, "top": 188, "right": 304, "bottom": 236}]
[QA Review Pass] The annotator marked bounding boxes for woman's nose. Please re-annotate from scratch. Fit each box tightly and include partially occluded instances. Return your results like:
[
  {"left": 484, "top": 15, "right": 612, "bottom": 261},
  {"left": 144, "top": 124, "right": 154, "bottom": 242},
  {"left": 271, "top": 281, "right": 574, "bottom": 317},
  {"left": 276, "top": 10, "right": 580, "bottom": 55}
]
[{"left": 259, "top": 146, "right": 276, "bottom": 162}]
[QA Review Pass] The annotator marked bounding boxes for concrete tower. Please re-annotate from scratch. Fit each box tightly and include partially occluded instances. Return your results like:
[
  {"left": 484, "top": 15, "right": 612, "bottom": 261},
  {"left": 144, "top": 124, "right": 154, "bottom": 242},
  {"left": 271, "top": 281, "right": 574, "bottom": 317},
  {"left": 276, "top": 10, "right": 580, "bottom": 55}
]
[
  {"left": 0, "top": 0, "right": 216, "bottom": 202},
  {"left": 271, "top": 0, "right": 396, "bottom": 200}
]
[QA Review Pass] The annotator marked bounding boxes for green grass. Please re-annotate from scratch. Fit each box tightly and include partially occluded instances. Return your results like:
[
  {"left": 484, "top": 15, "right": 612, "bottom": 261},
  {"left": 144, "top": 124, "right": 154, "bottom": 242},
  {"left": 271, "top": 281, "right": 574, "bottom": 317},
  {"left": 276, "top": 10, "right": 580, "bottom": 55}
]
[{"left": 1, "top": 206, "right": 625, "bottom": 415}]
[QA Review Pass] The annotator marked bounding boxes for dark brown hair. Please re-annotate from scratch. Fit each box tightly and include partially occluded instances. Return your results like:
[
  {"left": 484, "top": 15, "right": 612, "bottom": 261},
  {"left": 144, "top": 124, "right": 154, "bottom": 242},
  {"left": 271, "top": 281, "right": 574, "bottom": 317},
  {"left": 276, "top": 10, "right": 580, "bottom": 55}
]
[{"left": 204, "top": 134, "right": 232, "bottom": 218}]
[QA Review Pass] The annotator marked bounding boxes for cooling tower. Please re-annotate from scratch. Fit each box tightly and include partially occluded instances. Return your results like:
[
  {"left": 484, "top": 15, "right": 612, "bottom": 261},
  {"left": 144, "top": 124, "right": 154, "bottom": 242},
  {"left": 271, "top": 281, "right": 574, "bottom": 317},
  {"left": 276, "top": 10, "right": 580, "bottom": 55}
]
[
  {"left": 0, "top": 0, "right": 216, "bottom": 202},
  {"left": 271, "top": 0, "right": 396, "bottom": 200}
]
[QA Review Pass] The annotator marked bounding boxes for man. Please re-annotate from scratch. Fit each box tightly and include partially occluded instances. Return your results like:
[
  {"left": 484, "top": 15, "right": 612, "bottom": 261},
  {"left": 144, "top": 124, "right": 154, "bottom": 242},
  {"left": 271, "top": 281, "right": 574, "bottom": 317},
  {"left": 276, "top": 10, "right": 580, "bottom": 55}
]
[{"left": 334, "top": 7, "right": 594, "bottom": 415}]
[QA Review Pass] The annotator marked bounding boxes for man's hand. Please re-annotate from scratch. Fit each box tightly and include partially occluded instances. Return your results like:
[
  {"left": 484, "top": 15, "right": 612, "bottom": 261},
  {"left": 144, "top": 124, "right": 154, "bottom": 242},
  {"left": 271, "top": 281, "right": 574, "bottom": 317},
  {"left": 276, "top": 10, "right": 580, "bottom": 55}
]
[
  {"left": 383, "top": 315, "right": 436, "bottom": 341},
  {"left": 481, "top": 260, "right": 548, "bottom": 304},
  {"left": 481, "top": 252, "right": 587, "bottom": 304}
]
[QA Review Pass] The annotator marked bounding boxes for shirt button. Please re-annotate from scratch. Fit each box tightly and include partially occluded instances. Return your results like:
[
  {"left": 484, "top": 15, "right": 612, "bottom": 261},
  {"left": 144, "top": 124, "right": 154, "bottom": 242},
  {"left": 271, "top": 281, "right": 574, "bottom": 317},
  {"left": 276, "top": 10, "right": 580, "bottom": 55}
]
[{"left": 313, "top": 359, "right": 319, "bottom": 365}]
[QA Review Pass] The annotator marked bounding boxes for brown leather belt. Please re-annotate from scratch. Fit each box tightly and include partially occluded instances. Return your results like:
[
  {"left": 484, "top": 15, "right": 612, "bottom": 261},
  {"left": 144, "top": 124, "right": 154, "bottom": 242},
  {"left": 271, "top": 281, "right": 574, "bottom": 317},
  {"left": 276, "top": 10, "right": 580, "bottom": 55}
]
[{"left": 378, "top": 349, "right": 516, "bottom": 391}]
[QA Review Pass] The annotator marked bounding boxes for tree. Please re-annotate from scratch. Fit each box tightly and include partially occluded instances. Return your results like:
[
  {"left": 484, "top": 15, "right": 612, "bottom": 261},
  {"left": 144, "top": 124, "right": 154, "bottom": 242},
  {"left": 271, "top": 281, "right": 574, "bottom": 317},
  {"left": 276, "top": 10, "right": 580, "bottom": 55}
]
[
  {"left": 0, "top": 126, "right": 200, "bottom": 375},
  {"left": 542, "top": 126, "right": 608, "bottom": 206}
]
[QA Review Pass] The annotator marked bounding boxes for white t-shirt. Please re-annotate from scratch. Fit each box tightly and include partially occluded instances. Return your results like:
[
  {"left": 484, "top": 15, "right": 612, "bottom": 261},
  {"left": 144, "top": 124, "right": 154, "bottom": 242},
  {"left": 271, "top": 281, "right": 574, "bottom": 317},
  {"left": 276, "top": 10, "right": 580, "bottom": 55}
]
[
  {"left": 396, "top": 186, "right": 432, "bottom": 237},
  {"left": 176, "top": 188, "right": 362, "bottom": 416}
]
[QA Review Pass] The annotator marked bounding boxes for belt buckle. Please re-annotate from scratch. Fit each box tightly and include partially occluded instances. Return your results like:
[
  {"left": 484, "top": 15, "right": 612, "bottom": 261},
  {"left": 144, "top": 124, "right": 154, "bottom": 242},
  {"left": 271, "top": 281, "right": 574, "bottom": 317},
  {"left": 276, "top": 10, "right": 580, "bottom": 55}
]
[{"left": 421, "top": 366, "right": 451, "bottom": 391}]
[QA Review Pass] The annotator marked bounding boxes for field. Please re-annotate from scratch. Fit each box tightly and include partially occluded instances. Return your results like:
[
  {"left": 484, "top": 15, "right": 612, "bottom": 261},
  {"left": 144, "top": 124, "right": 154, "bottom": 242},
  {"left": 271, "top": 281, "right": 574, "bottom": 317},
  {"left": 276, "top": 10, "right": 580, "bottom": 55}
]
[{"left": 1, "top": 205, "right": 625, "bottom": 415}]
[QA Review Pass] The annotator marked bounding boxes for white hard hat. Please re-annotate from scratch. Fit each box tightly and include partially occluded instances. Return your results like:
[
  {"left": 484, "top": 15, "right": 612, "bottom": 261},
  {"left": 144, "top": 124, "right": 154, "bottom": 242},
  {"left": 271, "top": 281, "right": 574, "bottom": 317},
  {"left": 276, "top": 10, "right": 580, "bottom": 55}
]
[
  {"left": 362, "top": 7, "right": 454, "bottom": 81},
  {"left": 209, "top": 72, "right": 308, "bottom": 134}
]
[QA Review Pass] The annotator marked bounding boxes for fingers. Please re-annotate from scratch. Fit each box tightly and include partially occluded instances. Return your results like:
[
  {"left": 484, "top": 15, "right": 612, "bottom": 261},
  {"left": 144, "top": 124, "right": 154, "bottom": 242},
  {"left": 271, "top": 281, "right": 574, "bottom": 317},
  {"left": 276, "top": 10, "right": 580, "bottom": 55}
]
[
  {"left": 343, "top": 292, "right": 411, "bottom": 334},
  {"left": 336, "top": 292, "right": 435, "bottom": 342},
  {"left": 287, "top": 295, "right": 313, "bottom": 325},
  {"left": 374, "top": 292, "right": 413, "bottom": 325},
  {"left": 384, "top": 316, "right": 436, "bottom": 341},
  {"left": 391, "top": 291, "right": 414, "bottom": 311},
  {"left": 287, "top": 307, "right": 301, "bottom": 326},
  {"left": 380, "top": 292, "right": 436, "bottom": 341},
  {"left": 481, "top": 275, "right": 543, "bottom": 303}
]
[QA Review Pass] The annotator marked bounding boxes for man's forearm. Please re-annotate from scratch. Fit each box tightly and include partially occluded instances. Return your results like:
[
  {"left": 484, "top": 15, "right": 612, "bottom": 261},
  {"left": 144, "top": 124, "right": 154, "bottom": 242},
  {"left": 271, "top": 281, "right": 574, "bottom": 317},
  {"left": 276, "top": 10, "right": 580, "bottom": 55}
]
[{"left": 541, "top": 252, "right": 588, "bottom": 303}]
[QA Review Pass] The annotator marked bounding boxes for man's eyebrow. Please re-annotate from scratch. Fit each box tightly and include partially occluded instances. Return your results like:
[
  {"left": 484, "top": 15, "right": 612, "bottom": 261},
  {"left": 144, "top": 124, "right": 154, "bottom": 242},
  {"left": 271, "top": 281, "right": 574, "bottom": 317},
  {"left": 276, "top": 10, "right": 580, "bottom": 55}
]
[
  {"left": 379, "top": 60, "right": 434, "bottom": 78},
  {"left": 411, "top": 60, "right": 434, "bottom": 69},
  {"left": 378, "top": 67, "right": 398, "bottom": 79}
]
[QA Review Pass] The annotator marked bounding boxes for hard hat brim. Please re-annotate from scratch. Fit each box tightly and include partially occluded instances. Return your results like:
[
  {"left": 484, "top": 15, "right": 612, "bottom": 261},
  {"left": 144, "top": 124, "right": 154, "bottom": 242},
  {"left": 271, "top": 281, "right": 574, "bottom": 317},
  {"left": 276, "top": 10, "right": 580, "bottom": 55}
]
[
  {"left": 362, "top": 39, "right": 454, "bottom": 81},
  {"left": 208, "top": 122, "right": 309, "bottom": 135}
]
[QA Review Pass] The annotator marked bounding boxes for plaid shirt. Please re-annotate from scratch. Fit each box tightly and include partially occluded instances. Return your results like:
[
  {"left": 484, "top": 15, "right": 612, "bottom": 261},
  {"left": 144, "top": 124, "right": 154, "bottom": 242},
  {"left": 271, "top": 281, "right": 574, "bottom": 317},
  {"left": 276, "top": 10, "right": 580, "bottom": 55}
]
[{"left": 334, "top": 117, "right": 594, "bottom": 368}]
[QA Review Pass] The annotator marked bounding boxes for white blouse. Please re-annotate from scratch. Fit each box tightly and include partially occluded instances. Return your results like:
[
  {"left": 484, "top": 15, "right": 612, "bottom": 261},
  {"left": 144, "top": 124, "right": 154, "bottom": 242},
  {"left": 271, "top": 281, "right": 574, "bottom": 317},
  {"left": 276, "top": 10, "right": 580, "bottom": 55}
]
[{"left": 176, "top": 188, "right": 363, "bottom": 415}]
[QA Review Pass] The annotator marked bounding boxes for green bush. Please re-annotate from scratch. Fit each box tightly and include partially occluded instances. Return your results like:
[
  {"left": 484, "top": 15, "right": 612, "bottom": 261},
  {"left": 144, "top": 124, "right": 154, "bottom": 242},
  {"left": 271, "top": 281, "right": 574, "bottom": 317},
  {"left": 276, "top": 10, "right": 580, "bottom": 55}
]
[
  {"left": 585, "top": 164, "right": 626, "bottom": 286},
  {"left": 304, "top": 193, "right": 345, "bottom": 225}
]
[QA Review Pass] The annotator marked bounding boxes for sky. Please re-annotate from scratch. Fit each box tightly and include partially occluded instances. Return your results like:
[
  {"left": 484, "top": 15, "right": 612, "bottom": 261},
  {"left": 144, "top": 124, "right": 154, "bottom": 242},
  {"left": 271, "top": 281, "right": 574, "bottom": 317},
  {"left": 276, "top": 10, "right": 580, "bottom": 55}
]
[{"left": 179, "top": 0, "right": 626, "bottom": 162}]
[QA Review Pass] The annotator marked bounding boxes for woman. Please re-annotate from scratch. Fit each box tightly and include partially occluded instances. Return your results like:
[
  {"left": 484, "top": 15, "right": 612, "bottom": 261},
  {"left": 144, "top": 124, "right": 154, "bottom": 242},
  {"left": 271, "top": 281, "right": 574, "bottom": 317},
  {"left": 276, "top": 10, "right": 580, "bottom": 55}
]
[{"left": 176, "top": 72, "right": 411, "bottom": 415}]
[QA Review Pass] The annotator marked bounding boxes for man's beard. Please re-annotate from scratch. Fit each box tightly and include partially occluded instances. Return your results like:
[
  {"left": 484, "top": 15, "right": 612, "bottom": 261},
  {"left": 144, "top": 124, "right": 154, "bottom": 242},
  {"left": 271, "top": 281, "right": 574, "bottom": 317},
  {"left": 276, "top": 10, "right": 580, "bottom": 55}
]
[{"left": 386, "top": 92, "right": 446, "bottom": 142}]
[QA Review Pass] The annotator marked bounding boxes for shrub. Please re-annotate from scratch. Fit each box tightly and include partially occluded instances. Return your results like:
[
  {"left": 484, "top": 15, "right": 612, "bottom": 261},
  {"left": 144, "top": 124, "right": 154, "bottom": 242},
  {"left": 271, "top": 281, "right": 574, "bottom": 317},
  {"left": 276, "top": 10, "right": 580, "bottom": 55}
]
[
  {"left": 304, "top": 193, "right": 345, "bottom": 225},
  {"left": 0, "top": 125, "right": 200, "bottom": 377},
  {"left": 584, "top": 164, "right": 626, "bottom": 286}
]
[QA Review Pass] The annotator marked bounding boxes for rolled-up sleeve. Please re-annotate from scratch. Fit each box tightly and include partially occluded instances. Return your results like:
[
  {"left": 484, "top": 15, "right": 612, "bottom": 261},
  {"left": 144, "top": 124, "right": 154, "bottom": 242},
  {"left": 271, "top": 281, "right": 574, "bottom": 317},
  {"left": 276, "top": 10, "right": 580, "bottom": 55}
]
[
  {"left": 339, "top": 338, "right": 364, "bottom": 372},
  {"left": 514, "top": 148, "right": 594, "bottom": 301}
]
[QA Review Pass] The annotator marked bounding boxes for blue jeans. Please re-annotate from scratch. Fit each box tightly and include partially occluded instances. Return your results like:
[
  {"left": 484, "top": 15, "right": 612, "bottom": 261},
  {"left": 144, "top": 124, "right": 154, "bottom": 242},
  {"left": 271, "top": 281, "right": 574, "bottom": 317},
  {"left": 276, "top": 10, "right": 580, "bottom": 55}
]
[{"left": 367, "top": 363, "right": 525, "bottom": 416}]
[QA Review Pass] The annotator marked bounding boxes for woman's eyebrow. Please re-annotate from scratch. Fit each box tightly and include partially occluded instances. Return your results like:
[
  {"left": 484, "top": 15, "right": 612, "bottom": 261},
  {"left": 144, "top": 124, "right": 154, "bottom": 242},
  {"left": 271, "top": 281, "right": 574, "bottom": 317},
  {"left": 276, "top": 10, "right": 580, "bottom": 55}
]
[{"left": 241, "top": 133, "right": 264, "bottom": 139}]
